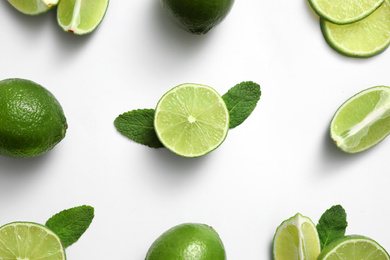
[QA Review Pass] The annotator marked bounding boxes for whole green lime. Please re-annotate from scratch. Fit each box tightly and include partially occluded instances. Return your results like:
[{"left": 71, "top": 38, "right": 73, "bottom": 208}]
[
  {"left": 0, "top": 78, "right": 67, "bottom": 158},
  {"left": 145, "top": 223, "right": 226, "bottom": 260},
  {"left": 160, "top": 0, "right": 235, "bottom": 34}
]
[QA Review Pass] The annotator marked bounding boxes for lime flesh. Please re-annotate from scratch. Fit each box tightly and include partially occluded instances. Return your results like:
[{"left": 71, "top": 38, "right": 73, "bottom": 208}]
[{"left": 6, "top": 0, "right": 59, "bottom": 15}]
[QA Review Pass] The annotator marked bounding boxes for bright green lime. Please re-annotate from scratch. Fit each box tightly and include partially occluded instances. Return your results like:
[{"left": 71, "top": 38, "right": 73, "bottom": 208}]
[
  {"left": 317, "top": 235, "right": 390, "bottom": 260},
  {"left": 57, "top": 0, "right": 109, "bottom": 35},
  {"left": 160, "top": 0, "right": 235, "bottom": 34},
  {"left": 273, "top": 213, "right": 321, "bottom": 260},
  {"left": 0, "top": 78, "right": 67, "bottom": 158},
  {"left": 0, "top": 222, "right": 66, "bottom": 260},
  {"left": 145, "top": 223, "right": 226, "bottom": 260},
  {"left": 321, "top": 0, "right": 390, "bottom": 57},
  {"left": 6, "top": 0, "right": 59, "bottom": 15},
  {"left": 330, "top": 86, "right": 390, "bottom": 153},
  {"left": 154, "top": 83, "right": 229, "bottom": 158}
]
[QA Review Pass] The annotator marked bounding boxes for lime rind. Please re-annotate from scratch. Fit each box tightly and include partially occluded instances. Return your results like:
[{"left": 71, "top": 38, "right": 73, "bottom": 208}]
[{"left": 6, "top": 0, "right": 59, "bottom": 15}]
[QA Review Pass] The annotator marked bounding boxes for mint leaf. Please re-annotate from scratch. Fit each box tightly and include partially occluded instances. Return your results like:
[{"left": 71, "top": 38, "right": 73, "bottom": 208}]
[
  {"left": 45, "top": 205, "right": 94, "bottom": 248},
  {"left": 316, "top": 205, "right": 348, "bottom": 249},
  {"left": 114, "top": 109, "right": 163, "bottom": 148},
  {"left": 222, "top": 81, "right": 261, "bottom": 129}
]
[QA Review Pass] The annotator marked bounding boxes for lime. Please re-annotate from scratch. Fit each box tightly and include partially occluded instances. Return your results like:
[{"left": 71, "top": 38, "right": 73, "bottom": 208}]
[
  {"left": 0, "top": 222, "right": 66, "bottom": 260},
  {"left": 57, "top": 0, "right": 109, "bottom": 35},
  {"left": 6, "top": 0, "right": 59, "bottom": 15},
  {"left": 308, "top": 0, "right": 384, "bottom": 24},
  {"left": 273, "top": 213, "right": 321, "bottom": 260},
  {"left": 317, "top": 235, "right": 390, "bottom": 260},
  {"left": 330, "top": 86, "right": 390, "bottom": 153},
  {"left": 320, "top": 0, "right": 390, "bottom": 58},
  {"left": 0, "top": 78, "right": 67, "bottom": 158},
  {"left": 154, "top": 83, "right": 229, "bottom": 158},
  {"left": 160, "top": 0, "right": 234, "bottom": 34},
  {"left": 145, "top": 223, "right": 226, "bottom": 260}
]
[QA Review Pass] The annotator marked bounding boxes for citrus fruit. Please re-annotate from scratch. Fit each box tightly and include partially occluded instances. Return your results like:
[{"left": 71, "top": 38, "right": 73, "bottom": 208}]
[
  {"left": 145, "top": 223, "right": 226, "bottom": 260},
  {"left": 0, "top": 78, "right": 67, "bottom": 158},
  {"left": 330, "top": 86, "right": 390, "bottom": 153},
  {"left": 308, "top": 0, "right": 384, "bottom": 24},
  {"left": 160, "top": 0, "right": 234, "bottom": 34},
  {"left": 0, "top": 222, "right": 66, "bottom": 260},
  {"left": 273, "top": 213, "right": 321, "bottom": 260},
  {"left": 317, "top": 235, "right": 390, "bottom": 260},
  {"left": 57, "top": 0, "right": 109, "bottom": 35},
  {"left": 6, "top": 0, "right": 59, "bottom": 15},
  {"left": 320, "top": 0, "right": 390, "bottom": 58},
  {"left": 154, "top": 83, "right": 229, "bottom": 158}
]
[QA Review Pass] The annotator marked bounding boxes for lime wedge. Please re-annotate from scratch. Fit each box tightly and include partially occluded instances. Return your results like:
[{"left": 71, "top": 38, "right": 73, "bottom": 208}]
[
  {"left": 6, "top": 0, "right": 59, "bottom": 15},
  {"left": 154, "top": 83, "right": 229, "bottom": 158},
  {"left": 321, "top": 0, "right": 390, "bottom": 57},
  {"left": 57, "top": 0, "right": 109, "bottom": 35},
  {"left": 273, "top": 213, "right": 321, "bottom": 260},
  {"left": 308, "top": 0, "right": 384, "bottom": 24},
  {"left": 318, "top": 235, "right": 390, "bottom": 260},
  {"left": 330, "top": 86, "right": 390, "bottom": 153},
  {"left": 0, "top": 222, "right": 66, "bottom": 259}
]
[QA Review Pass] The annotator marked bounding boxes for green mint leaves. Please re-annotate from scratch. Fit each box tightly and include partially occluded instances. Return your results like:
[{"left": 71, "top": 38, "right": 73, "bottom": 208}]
[{"left": 45, "top": 205, "right": 94, "bottom": 248}]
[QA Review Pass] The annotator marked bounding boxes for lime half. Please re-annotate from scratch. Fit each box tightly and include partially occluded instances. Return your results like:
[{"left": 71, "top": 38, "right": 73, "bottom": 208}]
[
  {"left": 6, "top": 0, "right": 59, "bottom": 15},
  {"left": 154, "top": 83, "right": 229, "bottom": 158},
  {"left": 318, "top": 235, "right": 390, "bottom": 260},
  {"left": 273, "top": 213, "right": 321, "bottom": 260},
  {"left": 0, "top": 222, "right": 66, "bottom": 260},
  {"left": 330, "top": 86, "right": 390, "bottom": 153},
  {"left": 321, "top": 0, "right": 390, "bottom": 58},
  {"left": 57, "top": 0, "right": 109, "bottom": 35}
]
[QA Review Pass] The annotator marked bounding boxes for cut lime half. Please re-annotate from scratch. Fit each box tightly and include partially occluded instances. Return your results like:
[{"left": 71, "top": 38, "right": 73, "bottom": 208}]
[
  {"left": 154, "top": 83, "right": 229, "bottom": 158},
  {"left": 57, "top": 0, "right": 109, "bottom": 35},
  {"left": 321, "top": 0, "right": 390, "bottom": 58},
  {"left": 6, "top": 0, "right": 59, "bottom": 15},
  {"left": 330, "top": 86, "right": 390, "bottom": 153},
  {"left": 0, "top": 222, "right": 66, "bottom": 260}
]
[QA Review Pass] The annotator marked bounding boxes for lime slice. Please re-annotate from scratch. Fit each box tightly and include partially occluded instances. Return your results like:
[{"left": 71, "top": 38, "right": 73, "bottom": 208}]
[
  {"left": 330, "top": 86, "right": 390, "bottom": 153},
  {"left": 318, "top": 235, "right": 390, "bottom": 260},
  {"left": 0, "top": 222, "right": 66, "bottom": 259},
  {"left": 321, "top": 0, "right": 390, "bottom": 57},
  {"left": 273, "top": 213, "right": 321, "bottom": 260},
  {"left": 154, "top": 83, "right": 229, "bottom": 158},
  {"left": 57, "top": 0, "right": 109, "bottom": 35},
  {"left": 6, "top": 0, "right": 59, "bottom": 15},
  {"left": 308, "top": 0, "right": 384, "bottom": 24}
]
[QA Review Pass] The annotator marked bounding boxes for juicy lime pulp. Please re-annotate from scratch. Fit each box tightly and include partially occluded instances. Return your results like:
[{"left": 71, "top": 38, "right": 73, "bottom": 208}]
[
  {"left": 6, "top": 0, "right": 59, "bottom": 15},
  {"left": 330, "top": 86, "right": 390, "bottom": 153},
  {"left": 0, "top": 222, "right": 66, "bottom": 260},
  {"left": 154, "top": 83, "right": 229, "bottom": 158}
]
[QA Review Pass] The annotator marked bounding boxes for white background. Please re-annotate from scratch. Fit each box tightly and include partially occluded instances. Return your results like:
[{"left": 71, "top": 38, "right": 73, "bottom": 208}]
[{"left": 1, "top": 0, "right": 390, "bottom": 259}]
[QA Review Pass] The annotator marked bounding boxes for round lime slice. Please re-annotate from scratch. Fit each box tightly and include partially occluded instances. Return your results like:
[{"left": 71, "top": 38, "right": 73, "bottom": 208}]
[
  {"left": 330, "top": 86, "right": 390, "bottom": 153},
  {"left": 0, "top": 222, "right": 66, "bottom": 259},
  {"left": 154, "top": 83, "right": 229, "bottom": 158},
  {"left": 6, "top": 0, "right": 59, "bottom": 15},
  {"left": 57, "top": 0, "right": 109, "bottom": 35},
  {"left": 273, "top": 213, "right": 321, "bottom": 260},
  {"left": 321, "top": 0, "right": 390, "bottom": 57}
]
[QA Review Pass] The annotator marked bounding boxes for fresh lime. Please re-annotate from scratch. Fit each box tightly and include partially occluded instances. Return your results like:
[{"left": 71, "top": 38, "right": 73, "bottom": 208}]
[
  {"left": 0, "top": 78, "right": 67, "bottom": 158},
  {"left": 145, "top": 223, "right": 226, "bottom": 260},
  {"left": 160, "top": 0, "right": 234, "bottom": 34},
  {"left": 154, "top": 83, "right": 229, "bottom": 158},
  {"left": 0, "top": 222, "right": 66, "bottom": 260},
  {"left": 321, "top": 0, "right": 390, "bottom": 57},
  {"left": 317, "top": 235, "right": 390, "bottom": 260},
  {"left": 330, "top": 86, "right": 390, "bottom": 153},
  {"left": 273, "top": 213, "right": 321, "bottom": 260},
  {"left": 6, "top": 0, "right": 59, "bottom": 15},
  {"left": 57, "top": 0, "right": 109, "bottom": 35}
]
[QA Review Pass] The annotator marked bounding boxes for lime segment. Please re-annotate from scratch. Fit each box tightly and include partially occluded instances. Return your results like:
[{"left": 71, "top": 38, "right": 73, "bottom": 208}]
[{"left": 6, "top": 0, "right": 59, "bottom": 15}]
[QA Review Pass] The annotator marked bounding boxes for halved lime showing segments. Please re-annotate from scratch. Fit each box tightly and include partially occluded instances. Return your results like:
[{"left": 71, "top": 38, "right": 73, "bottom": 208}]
[
  {"left": 330, "top": 86, "right": 390, "bottom": 153},
  {"left": 154, "top": 83, "right": 229, "bottom": 158},
  {"left": 321, "top": 0, "right": 390, "bottom": 57},
  {"left": 273, "top": 213, "right": 321, "bottom": 260},
  {"left": 317, "top": 235, "right": 390, "bottom": 260},
  {"left": 0, "top": 222, "right": 66, "bottom": 259},
  {"left": 57, "top": 0, "right": 109, "bottom": 35},
  {"left": 6, "top": 0, "right": 59, "bottom": 15}
]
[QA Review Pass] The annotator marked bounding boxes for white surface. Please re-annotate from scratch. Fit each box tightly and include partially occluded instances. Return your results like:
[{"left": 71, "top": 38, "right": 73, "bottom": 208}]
[{"left": 1, "top": 0, "right": 390, "bottom": 259}]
